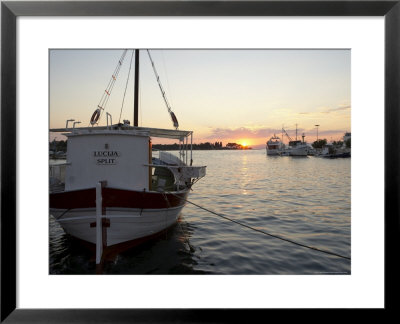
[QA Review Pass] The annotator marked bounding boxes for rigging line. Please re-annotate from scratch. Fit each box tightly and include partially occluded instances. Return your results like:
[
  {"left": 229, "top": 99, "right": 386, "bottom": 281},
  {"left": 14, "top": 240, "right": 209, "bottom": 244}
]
[
  {"left": 139, "top": 80, "right": 142, "bottom": 126},
  {"left": 91, "top": 49, "right": 127, "bottom": 126},
  {"left": 118, "top": 50, "right": 134, "bottom": 124},
  {"left": 161, "top": 51, "right": 174, "bottom": 108},
  {"left": 98, "top": 51, "right": 126, "bottom": 108},
  {"left": 168, "top": 193, "right": 351, "bottom": 261},
  {"left": 146, "top": 49, "right": 179, "bottom": 129},
  {"left": 147, "top": 50, "right": 172, "bottom": 113}
]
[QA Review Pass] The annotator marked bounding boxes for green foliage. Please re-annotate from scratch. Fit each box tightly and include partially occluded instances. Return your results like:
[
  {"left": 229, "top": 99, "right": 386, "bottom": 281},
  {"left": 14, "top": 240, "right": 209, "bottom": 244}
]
[
  {"left": 345, "top": 138, "right": 351, "bottom": 148},
  {"left": 50, "top": 140, "right": 67, "bottom": 152},
  {"left": 312, "top": 139, "right": 327, "bottom": 149},
  {"left": 332, "top": 140, "right": 343, "bottom": 147}
]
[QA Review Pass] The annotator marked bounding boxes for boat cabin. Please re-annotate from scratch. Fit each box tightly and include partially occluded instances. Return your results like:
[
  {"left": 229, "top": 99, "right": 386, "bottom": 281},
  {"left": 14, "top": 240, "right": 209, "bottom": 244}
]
[
  {"left": 50, "top": 124, "right": 206, "bottom": 193},
  {"left": 289, "top": 140, "right": 302, "bottom": 147}
]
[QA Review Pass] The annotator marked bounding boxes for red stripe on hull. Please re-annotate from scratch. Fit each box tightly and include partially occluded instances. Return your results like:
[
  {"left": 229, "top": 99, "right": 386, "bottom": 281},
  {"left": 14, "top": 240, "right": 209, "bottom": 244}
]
[{"left": 50, "top": 187, "right": 188, "bottom": 210}]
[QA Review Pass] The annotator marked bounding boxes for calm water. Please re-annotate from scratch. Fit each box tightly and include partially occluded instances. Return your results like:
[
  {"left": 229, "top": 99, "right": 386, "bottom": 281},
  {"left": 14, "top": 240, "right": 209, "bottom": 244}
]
[{"left": 49, "top": 150, "right": 351, "bottom": 274}]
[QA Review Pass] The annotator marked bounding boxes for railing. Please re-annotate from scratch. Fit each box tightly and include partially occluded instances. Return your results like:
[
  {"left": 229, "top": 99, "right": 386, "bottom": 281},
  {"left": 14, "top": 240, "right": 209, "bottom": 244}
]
[
  {"left": 151, "top": 131, "right": 193, "bottom": 166},
  {"left": 160, "top": 151, "right": 185, "bottom": 166},
  {"left": 152, "top": 149, "right": 185, "bottom": 166},
  {"left": 49, "top": 163, "right": 67, "bottom": 184}
]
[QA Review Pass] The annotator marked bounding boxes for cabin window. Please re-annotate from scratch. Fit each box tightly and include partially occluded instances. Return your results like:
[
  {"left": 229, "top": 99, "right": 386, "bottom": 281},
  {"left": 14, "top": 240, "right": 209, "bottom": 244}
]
[
  {"left": 49, "top": 164, "right": 67, "bottom": 184},
  {"left": 150, "top": 166, "right": 175, "bottom": 191}
]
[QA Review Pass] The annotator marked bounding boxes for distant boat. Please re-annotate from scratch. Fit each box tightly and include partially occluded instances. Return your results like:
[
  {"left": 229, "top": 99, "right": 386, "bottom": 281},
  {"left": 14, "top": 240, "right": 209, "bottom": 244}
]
[
  {"left": 317, "top": 132, "right": 351, "bottom": 158},
  {"left": 319, "top": 142, "right": 351, "bottom": 158},
  {"left": 323, "top": 151, "right": 351, "bottom": 158},
  {"left": 266, "top": 134, "right": 282, "bottom": 156},
  {"left": 280, "top": 149, "right": 290, "bottom": 156},
  {"left": 287, "top": 140, "right": 308, "bottom": 156},
  {"left": 49, "top": 49, "right": 206, "bottom": 258},
  {"left": 343, "top": 132, "right": 351, "bottom": 143},
  {"left": 281, "top": 126, "right": 308, "bottom": 157},
  {"left": 306, "top": 146, "right": 316, "bottom": 156}
]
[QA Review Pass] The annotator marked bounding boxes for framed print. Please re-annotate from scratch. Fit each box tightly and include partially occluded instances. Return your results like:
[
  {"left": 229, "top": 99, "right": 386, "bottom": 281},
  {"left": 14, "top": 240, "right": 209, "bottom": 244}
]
[{"left": 1, "top": 0, "right": 399, "bottom": 322}]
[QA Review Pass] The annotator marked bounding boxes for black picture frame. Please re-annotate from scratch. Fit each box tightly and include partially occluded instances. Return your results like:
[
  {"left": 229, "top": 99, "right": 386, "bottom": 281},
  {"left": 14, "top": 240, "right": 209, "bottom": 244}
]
[{"left": 1, "top": 0, "right": 399, "bottom": 322}]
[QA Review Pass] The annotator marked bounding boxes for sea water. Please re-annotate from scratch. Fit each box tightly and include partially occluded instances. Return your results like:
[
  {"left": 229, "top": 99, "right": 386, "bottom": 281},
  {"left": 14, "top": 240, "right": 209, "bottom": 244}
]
[{"left": 49, "top": 150, "right": 351, "bottom": 274}]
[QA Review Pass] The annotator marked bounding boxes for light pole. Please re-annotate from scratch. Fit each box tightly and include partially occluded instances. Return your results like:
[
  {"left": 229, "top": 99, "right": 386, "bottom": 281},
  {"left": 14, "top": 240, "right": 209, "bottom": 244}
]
[{"left": 315, "top": 124, "right": 320, "bottom": 142}]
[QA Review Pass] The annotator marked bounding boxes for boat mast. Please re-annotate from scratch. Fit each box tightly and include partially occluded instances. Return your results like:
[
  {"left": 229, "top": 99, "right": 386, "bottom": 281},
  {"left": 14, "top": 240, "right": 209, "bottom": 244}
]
[{"left": 134, "top": 49, "right": 139, "bottom": 127}]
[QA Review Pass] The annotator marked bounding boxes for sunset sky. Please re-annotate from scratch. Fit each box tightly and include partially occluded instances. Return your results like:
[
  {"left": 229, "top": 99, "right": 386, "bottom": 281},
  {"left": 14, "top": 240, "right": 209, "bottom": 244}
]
[{"left": 50, "top": 49, "right": 350, "bottom": 148}]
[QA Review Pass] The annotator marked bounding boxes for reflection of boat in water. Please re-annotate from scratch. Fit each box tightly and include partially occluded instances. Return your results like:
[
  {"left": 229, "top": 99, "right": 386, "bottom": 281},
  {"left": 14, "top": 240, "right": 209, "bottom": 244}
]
[
  {"left": 49, "top": 50, "right": 206, "bottom": 261},
  {"left": 266, "top": 134, "right": 282, "bottom": 155}
]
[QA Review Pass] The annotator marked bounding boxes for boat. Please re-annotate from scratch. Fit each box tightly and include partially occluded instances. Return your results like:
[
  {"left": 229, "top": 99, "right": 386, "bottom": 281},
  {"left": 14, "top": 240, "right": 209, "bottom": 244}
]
[
  {"left": 49, "top": 49, "right": 206, "bottom": 261},
  {"left": 287, "top": 140, "right": 308, "bottom": 156},
  {"left": 280, "top": 149, "right": 290, "bottom": 156},
  {"left": 281, "top": 126, "right": 308, "bottom": 156},
  {"left": 266, "top": 134, "right": 282, "bottom": 155},
  {"left": 319, "top": 141, "right": 351, "bottom": 158},
  {"left": 306, "top": 146, "right": 316, "bottom": 156},
  {"left": 322, "top": 151, "right": 351, "bottom": 158}
]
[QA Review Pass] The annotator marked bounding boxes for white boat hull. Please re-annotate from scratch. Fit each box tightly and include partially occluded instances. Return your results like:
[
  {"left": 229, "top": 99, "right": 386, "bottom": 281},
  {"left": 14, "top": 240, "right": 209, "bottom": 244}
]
[
  {"left": 51, "top": 205, "right": 184, "bottom": 246},
  {"left": 289, "top": 146, "right": 308, "bottom": 156},
  {"left": 266, "top": 149, "right": 281, "bottom": 156},
  {"left": 50, "top": 186, "right": 190, "bottom": 247}
]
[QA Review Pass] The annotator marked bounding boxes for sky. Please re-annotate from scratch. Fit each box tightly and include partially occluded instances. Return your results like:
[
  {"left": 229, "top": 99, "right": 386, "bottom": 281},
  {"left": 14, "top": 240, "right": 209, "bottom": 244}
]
[{"left": 50, "top": 49, "right": 350, "bottom": 148}]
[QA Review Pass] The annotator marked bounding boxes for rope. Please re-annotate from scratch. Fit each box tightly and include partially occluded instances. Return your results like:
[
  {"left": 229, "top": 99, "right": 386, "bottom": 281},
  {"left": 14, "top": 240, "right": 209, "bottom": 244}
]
[
  {"left": 89, "top": 49, "right": 128, "bottom": 126},
  {"left": 54, "top": 208, "right": 71, "bottom": 220},
  {"left": 146, "top": 50, "right": 179, "bottom": 129},
  {"left": 161, "top": 51, "right": 174, "bottom": 109},
  {"left": 169, "top": 193, "right": 351, "bottom": 261},
  {"left": 118, "top": 50, "right": 134, "bottom": 124}
]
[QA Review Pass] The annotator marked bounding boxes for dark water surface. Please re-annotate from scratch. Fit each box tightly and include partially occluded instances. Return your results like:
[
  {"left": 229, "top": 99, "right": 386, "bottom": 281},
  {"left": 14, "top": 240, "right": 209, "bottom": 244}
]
[{"left": 50, "top": 150, "right": 351, "bottom": 274}]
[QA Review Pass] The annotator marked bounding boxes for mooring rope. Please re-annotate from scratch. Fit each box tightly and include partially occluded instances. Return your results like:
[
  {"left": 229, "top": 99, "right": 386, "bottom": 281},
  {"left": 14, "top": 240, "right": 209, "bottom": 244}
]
[
  {"left": 168, "top": 192, "right": 351, "bottom": 261},
  {"left": 54, "top": 208, "right": 71, "bottom": 220}
]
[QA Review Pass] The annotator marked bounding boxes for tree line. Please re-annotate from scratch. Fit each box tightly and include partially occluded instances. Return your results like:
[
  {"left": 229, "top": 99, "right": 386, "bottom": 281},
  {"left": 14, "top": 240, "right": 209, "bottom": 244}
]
[
  {"left": 50, "top": 140, "right": 252, "bottom": 151},
  {"left": 153, "top": 141, "right": 251, "bottom": 150}
]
